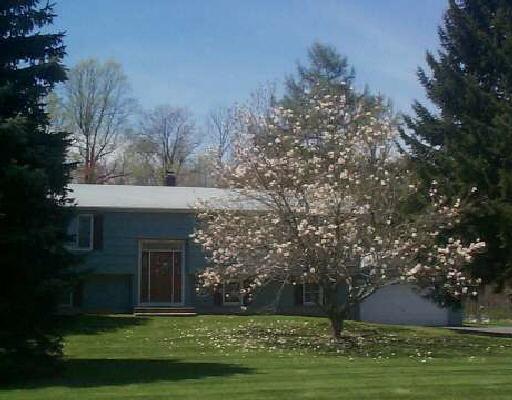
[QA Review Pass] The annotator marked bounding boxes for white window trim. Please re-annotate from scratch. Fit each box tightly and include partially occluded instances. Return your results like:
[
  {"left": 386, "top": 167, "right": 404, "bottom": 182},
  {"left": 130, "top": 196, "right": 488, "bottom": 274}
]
[
  {"left": 69, "top": 214, "right": 94, "bottom": 251},
  {"left": 303, "top": 282, "right": 323, "bottom": 306},
  {"left": 223, "top": 280, "right": 243, "bottom": 306}
]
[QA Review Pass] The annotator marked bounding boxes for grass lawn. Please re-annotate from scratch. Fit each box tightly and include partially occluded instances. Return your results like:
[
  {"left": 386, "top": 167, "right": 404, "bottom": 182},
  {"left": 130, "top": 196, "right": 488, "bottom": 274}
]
[{"left": 2, "top": 315, "right": 512, "bottom": 399}]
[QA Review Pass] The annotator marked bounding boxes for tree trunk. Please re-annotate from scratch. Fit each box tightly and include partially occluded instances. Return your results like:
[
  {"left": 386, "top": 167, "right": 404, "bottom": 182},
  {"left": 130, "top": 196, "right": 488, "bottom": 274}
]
[
  {"left": 320, "top": 281, "right": 348, "bottom": 339},
  {"left": 329, "top": 313, "right": 344, "bottom": 339}
]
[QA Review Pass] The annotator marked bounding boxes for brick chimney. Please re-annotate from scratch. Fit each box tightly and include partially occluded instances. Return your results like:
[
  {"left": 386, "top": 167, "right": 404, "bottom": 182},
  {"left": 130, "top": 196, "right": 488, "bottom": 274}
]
[{"left": 164, "top": 171, "right": 176, "bottom": 186}]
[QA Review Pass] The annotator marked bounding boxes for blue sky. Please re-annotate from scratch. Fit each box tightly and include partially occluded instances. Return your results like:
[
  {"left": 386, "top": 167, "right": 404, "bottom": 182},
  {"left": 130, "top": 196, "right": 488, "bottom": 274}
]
[{"left": 54, "top": 0, "right": 447, "bottom": 120}]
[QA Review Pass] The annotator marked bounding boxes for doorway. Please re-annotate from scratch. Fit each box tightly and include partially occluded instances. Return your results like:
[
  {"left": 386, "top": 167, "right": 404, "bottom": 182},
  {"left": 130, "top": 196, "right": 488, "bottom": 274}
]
[{"left": 139, "top": 240, "right": 184, "bottom": 305}]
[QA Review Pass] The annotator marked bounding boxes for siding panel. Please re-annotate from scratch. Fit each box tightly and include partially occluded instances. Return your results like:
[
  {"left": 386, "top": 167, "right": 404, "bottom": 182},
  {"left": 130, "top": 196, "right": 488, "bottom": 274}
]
[
  {"left": 82, "top": 274, "right": 132, "bottom": 312},
  {"left": 76, "top": 211, "right": 207, "bottom": 309}
]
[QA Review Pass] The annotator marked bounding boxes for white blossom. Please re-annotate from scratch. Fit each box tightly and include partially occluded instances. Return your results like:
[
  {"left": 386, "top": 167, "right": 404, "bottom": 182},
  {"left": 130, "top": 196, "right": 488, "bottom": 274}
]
[{"left": 193, "top": 91, "right": 484, "bottom": 326}]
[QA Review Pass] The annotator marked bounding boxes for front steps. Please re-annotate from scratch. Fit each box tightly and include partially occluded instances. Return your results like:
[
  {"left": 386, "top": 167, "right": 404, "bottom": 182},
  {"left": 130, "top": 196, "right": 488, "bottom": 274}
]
[{"left": 134, "top": 306, "right": 197, "bottom": 317}]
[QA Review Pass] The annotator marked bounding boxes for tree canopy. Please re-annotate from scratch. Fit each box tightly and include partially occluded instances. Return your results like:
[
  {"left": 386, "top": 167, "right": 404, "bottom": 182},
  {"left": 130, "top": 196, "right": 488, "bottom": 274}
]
[
  {"left": 0, "top": 0, "right": 75, "bottom": 380},
  {"left": 402, "top": 0, "right": 512, "bottom": 287},
  {"left": 193, "top": 44, "right": 484, "bottom": 338},
  {"left": 52, "top": 59, "right": 136, "bottom": 183}
]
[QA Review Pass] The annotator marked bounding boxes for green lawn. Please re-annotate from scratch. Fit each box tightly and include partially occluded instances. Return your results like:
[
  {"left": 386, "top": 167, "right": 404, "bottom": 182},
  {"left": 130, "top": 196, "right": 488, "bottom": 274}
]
[{"left": 2, "top": 315, "right": 512, "bottom": 399}]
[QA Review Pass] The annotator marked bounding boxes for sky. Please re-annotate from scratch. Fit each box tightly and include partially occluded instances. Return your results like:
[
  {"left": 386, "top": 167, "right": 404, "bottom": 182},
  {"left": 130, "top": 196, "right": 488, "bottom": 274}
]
[{"left": 54, "top": 0, "right": 447, "bottom": 121}]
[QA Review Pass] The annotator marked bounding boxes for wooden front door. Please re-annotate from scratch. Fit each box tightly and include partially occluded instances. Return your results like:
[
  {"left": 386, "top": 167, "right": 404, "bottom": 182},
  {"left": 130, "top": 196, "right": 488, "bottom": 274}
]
[
  {"left": 140, "top": 250, "right": 182, "bottom": 304},
  {"left": 149, "top": 252, "right": 173, "bottom": 303}
]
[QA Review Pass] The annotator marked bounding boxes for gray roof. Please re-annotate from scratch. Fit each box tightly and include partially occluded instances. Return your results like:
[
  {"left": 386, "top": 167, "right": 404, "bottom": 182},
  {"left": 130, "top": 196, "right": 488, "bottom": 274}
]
[{"left": 69, "top": 184, "right": 247, "bottom": 212}]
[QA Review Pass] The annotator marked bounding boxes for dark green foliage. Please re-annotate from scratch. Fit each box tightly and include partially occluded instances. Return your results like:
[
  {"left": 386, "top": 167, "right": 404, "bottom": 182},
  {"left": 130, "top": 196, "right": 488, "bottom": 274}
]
[
  {"left": 402, "top": 0, "right": 512, "bottom": 286},
  {"left": 0, "top": 0, "right": 75, "bottom": 381},
  {"left": 282, "top": 42, "right": 356, "bottom": 110},
  {"left": 279, "top": 42, "right": 395, "bottom": 163},
  {"left": 282, "top": 42, "right": 393, "bottom": 119}
]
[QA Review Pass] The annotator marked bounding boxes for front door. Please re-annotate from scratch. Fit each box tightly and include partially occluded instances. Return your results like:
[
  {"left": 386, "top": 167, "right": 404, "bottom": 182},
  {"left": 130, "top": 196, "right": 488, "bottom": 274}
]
[
  {"left": 140, "top": 248, "right": 183, "bottom": 305},
  {"left": 150, "top": 252, "right": 173, "bottom": 303}
]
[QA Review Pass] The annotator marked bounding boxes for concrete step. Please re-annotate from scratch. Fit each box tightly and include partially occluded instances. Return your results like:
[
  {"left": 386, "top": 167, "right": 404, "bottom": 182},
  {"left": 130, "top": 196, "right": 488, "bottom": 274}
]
[
  {"left": 133, "top": 306, "right": 197, "bottom": 317},
  {"left": 135, "top": 312, "right": 197, "bottom": 317}
]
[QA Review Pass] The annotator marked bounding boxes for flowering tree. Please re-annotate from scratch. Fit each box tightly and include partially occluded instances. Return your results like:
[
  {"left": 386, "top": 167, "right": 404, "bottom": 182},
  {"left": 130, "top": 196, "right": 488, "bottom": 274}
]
[{"left": 192, "top": 89, "right": 484, "bottom": 338}]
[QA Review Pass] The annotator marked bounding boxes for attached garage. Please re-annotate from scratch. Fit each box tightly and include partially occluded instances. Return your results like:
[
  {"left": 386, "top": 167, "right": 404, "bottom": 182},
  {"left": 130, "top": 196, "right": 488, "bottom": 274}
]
[{"left": 359, "top": 283, "right": 462, "bottom": 326}]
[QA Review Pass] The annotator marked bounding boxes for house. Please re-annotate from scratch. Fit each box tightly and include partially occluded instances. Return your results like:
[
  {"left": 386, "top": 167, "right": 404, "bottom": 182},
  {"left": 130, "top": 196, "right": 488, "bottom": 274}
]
[{"left": 65, "top": 182, "right": 461, "bottom": 326}]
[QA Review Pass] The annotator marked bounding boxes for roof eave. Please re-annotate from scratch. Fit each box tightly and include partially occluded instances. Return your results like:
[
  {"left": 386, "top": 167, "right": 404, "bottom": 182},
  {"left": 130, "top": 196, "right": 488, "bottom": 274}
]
[{"left": 73, "top": 206, "right": 196, "bottom": 213}]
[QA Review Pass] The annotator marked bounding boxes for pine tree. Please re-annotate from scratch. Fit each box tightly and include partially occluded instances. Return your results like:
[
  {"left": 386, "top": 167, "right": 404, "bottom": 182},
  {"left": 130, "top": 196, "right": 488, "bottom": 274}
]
[
  {"left": 282, "top": 42, "right": 356, "bottom": 110},
  {"left": 281, "top": 43, "right": 394, "bottom": 128},
  {"left": 0, "top": 1, "right": 75, "bottom": 379},
  {"left": 402, "top": 0, "right": 512, "bottom": 286}
]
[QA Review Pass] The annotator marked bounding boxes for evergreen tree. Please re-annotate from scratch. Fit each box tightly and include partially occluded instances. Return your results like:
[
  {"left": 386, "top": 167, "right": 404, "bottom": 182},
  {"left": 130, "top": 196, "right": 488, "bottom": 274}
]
[
  {"left": 282, "top": 42, "right": 356, "bottom": 110},
  {"left": 281, "top": 43, "right": 393, "bottom": 129},
  {"left": 0, "top": 1, "right": 75, "bottom": 379},
  {"left": 402, "top": 0, "right": 512, "bottom": 286}
]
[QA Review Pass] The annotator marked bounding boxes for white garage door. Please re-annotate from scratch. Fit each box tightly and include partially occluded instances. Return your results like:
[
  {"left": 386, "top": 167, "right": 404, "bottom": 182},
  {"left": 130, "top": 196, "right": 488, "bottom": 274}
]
[{"left": 360, "top": 284, "right": 451, "bottom": 326}]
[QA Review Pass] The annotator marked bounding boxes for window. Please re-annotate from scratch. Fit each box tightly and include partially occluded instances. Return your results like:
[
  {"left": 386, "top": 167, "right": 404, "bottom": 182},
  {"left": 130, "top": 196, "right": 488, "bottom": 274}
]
[
  {"left": 303, "top": 282, "right": 323, "bottom": 306},
  {"left": 68, "top": 214, "right": 94, "bottom": 250},
  {"left": 58, "top": 288, "right": 74, "bottom": 307},
  {"left": 223, "top": 280, "right": 242, "bottom": 305}
]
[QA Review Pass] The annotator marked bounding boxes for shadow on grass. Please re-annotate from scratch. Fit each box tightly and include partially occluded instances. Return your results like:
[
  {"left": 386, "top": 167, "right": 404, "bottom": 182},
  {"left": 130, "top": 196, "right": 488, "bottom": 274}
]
[
  {"left": 12, "top": 358, "right": 253, "bottom": 389},
  {"left": 55, "top": 314, "right": 148, "bottom": 336}
]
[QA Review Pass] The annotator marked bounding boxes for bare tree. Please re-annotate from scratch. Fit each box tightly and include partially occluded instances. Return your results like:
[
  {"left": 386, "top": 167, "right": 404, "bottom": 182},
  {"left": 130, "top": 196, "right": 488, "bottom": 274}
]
[
  {"left": 115, "top": 137, "right": 161, "bottom": 185},
  {"left": 178, "top": 150, "right": 219, "bottom": 187},
  {"left": 141, "top": 105, "right": 199, "bottom": 181},
  {"left": 247, "top": 81, "right": 277, "bottom": 119},
  {"left": 207, "top": 106, "right": 238, "bottom": 165},
  {"left": 55, "top": 59, "right": 136, "bottom": 183},
  {"left": 208, "top": 83, "right": 277, "bottom": 165},
  {"left": 234, "top": 82, "right": 278, "bottom": 156}
]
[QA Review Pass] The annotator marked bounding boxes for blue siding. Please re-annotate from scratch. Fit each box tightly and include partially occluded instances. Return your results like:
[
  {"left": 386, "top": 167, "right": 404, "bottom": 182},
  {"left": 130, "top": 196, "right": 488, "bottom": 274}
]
[
  {"left": 82, "top": 275, "right": 132, "bottom": 312},
  {"left": 194, "top": 282, "right": 327, "bottom": 316},
  {"left": 75, "top": 210, "right": 328, "bottom": 315},
  {"left": 72, "top": 209, "right": 459, "bottom": 327},
  {"left": 76, "top": 210, "right": 206, "bottom": 310},
  {"left": 81, "top": 211, "right": 204, "bottom": 274}
]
